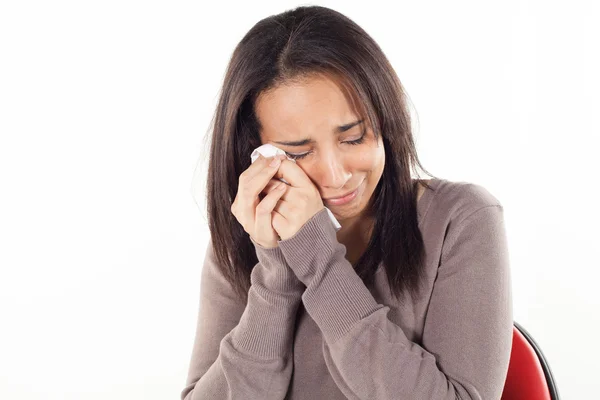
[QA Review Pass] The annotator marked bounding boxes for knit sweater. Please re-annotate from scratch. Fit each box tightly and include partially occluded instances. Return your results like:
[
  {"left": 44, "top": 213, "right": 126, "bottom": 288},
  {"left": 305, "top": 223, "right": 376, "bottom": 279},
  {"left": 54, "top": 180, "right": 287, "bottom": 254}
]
[{"left": 180, "top": 177, "right": 513, "bottom": 399}]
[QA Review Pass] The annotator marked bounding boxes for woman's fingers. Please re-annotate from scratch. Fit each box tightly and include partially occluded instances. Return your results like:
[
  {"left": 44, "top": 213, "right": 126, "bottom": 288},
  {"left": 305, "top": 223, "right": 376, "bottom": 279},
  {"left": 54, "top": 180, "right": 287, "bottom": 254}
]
[
  {"left": 236, "top": 156, "right": 282, "bottom": 215},
  {"left": 262, "top": 178, "right": 285, "bottom": 194},
  {"left": 241, "top": 154, "right": 285, "bottom": 183},
  {"left": 231, "top": 153, "right": 288, "bottom": 248},
  {"left": 255, "top": 181, "right": 286, "bottom": 241},
  {"left": 239, "top": 154, "right": 272, "bottom": 182},
  {"left": 248, "top": 155, "right": 286, "bottom": 198}
]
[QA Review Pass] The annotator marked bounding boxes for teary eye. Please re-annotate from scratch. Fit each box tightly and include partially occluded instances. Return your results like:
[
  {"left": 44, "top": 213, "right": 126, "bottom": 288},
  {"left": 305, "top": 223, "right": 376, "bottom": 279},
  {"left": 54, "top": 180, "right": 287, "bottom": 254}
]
[
  {"left": 285, "top": 128, "right": 366, "bottom": 160},
  {"left": 285, "top": 152, "right": 310, "bottom": 161}
]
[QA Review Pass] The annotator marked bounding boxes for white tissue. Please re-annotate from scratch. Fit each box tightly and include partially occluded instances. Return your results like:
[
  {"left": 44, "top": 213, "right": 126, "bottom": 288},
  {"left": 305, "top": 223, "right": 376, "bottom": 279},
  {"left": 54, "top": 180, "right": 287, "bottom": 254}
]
[{"left": 250, "top": 143, "right": 342, "bottom": 232}]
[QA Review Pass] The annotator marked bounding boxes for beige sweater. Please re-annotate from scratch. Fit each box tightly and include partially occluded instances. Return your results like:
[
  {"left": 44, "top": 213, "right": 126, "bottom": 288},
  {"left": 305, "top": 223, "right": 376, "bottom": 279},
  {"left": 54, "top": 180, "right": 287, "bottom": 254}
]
[{"left": 180, "top": 178, "right": 513, "bottom": 399}]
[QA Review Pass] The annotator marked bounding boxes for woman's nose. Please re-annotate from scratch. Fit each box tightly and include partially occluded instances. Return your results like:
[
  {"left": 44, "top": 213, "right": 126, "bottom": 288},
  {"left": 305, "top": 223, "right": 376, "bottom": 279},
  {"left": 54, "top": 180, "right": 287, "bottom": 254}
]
[{"left": 316, "top": 151, "right": 351, "bottom": 189}]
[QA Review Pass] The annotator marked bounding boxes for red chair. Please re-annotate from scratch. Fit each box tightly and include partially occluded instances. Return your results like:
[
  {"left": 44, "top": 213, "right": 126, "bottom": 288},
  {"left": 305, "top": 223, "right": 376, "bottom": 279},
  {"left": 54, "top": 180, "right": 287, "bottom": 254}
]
[{"left": 501, "top": 321, "right": 560, "bottom": 399}]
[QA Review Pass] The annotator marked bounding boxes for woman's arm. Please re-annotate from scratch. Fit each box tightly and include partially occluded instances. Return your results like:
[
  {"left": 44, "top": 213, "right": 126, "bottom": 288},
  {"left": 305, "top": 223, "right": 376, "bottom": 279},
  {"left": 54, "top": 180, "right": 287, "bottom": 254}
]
[
  {"left": 180, "top": 237, "right": 304, "bottom": 400},
  {"left": 277, "top": 202, "right": 513, "bottom": 400}
]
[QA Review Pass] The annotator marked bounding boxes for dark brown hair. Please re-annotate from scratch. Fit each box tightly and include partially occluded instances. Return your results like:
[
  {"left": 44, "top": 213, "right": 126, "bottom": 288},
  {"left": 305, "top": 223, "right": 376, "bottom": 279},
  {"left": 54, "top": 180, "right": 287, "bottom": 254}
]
[{"left": 202, "top": 5, "right": 437, "bottom": 305}]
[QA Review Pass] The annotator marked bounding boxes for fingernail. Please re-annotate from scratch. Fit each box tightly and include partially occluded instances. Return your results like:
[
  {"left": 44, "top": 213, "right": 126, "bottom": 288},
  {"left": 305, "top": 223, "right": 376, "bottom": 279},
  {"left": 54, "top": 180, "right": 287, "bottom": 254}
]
[{"left": 269, "top": 157, "right": 281, "bottom": 167}]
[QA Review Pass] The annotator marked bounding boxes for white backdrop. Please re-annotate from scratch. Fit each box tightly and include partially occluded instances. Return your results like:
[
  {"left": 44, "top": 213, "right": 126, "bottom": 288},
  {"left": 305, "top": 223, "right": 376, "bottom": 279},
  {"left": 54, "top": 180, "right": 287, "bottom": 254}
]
[{"left": 1, "top": 1, "right": 598, "bottom": 399}]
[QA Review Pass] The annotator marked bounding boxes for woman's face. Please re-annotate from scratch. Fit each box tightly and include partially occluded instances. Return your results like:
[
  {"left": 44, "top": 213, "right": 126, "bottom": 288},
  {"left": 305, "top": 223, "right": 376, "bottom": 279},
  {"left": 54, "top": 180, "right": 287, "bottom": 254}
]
[{"left": 255, "top": 74, "right": 385, "bottom": 222}]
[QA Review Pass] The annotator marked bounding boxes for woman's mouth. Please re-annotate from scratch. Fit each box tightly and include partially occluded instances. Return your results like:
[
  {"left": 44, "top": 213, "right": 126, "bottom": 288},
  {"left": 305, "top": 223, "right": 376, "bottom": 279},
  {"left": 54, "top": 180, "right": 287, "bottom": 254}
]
[{"left": 322, "top": 181, "right": 362, "bottom": 206}]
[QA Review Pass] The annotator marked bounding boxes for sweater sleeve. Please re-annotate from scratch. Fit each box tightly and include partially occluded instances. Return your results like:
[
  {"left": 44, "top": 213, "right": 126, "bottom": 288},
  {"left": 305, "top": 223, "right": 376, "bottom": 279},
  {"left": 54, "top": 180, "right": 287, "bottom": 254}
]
[
  {"left": 276, "top": 205, "right": 513, "bottom": 400},
  {"left": 180, "top": 237, "right": 305, "bottom": 400}
]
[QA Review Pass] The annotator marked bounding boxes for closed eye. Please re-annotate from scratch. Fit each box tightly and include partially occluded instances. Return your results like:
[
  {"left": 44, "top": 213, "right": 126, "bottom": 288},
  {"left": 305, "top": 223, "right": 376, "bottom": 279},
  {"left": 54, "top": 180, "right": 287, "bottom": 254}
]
[{"left": 285, "top": 129, "right": 367, "bottom": 161}]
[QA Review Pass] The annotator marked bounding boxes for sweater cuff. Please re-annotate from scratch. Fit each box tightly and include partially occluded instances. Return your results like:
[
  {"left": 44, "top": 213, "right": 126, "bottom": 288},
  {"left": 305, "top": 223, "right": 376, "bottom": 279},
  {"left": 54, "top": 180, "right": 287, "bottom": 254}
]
[
  {"left": 276, "top": 207, "right": 337, "bottom": 284},
  {"left": 250, "top": 236, "right": 305, "bottom": 294},
  {"left": 277, "top": 208, "right": 382, "bottom": 343}
]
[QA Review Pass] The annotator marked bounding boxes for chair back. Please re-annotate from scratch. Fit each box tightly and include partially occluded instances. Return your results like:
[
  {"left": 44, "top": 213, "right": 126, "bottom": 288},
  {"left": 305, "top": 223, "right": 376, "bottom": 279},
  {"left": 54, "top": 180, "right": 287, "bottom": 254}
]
[{"left": 501, "top": 321, "right": 559, "bottom": 400}]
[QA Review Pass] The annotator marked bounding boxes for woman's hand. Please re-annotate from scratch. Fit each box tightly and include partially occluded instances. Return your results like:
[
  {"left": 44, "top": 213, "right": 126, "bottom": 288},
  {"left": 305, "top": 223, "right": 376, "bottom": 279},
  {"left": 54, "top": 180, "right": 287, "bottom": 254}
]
[
  {"left": 230, "top": 154, "right": 288, "bottom": 249},
  {"left": 270, "top": 158, "right": 326, "bottom": 241}
]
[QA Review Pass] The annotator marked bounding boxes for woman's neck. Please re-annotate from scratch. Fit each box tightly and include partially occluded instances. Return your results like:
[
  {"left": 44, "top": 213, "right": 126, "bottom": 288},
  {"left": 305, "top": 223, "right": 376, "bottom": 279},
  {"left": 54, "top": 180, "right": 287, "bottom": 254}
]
[{"left": 336, "top": 179, "right": 427, "bottom": 265}]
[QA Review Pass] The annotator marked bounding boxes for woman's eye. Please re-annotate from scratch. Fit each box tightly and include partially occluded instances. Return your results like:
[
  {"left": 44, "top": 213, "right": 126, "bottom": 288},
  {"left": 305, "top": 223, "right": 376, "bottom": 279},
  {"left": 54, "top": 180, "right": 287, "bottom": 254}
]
[
  {"left": 286, "top": 152, "right": 309, "bottom": 160},
  {"left": 344, "top": 133, "right": 366, "bottom": 146},
  {"left": 285, "top": 132, "right": 366, "bottom": 160}
]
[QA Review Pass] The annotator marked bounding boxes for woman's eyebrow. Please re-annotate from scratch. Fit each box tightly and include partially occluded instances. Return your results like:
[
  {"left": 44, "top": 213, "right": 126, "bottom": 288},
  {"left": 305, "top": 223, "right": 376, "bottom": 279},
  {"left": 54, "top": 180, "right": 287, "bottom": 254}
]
[
  {"left": 336, "top": 118, "right": 364, "bottom": 133},
  {"left": 273, "top": 119, "right": 364, "bottom": 147}
]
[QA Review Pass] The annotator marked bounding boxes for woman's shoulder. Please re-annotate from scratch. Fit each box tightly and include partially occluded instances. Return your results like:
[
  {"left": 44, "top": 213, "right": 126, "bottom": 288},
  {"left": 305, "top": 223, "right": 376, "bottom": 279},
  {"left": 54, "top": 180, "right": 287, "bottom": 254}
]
[{"left": 426, "top": 177, "right": 504, "bottom": 222}]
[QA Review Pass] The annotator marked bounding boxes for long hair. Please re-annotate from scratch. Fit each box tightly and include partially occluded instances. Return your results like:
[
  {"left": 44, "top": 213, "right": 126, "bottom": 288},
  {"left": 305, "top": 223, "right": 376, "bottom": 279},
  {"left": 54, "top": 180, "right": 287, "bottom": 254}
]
[{"left": 202, "top": 5, "right": 437, "bottom": 305}]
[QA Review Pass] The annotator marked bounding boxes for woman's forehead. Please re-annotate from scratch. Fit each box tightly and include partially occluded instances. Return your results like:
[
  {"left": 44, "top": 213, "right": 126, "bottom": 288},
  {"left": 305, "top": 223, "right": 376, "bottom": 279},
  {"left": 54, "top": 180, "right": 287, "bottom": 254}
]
[{"left": 255, "top": 75, "right": 364, "bottom": 138}]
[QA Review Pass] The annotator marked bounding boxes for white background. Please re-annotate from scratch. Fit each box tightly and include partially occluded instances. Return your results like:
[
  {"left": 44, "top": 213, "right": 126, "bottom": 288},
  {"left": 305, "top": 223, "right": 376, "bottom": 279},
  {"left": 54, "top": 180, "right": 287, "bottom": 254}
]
[{"left": 1, "top": 1, "right": 598, "bottom": 399}]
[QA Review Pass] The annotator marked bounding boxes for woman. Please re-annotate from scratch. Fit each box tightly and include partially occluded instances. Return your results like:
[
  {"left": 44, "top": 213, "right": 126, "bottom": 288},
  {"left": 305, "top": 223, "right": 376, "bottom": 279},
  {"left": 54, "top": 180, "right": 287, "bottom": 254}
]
[{"left": 181, "top": 5, "right": 512, "bottom": 400}]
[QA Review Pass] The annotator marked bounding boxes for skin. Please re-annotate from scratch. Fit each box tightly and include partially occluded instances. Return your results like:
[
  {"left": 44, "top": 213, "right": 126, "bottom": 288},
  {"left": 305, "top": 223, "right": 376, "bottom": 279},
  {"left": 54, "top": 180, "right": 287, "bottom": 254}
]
[{"left": 255, "top": 73, "right": 427, "bottom": 264}]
